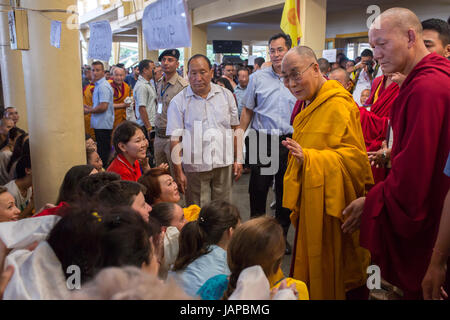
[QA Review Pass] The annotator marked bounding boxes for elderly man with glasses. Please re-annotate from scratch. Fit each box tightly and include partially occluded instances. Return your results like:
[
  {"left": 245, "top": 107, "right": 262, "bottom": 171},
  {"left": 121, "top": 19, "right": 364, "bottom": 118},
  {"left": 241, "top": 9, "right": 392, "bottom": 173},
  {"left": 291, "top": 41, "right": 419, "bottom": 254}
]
[{"left": 281, "top": 46, "right": 374, "bottom": 300}]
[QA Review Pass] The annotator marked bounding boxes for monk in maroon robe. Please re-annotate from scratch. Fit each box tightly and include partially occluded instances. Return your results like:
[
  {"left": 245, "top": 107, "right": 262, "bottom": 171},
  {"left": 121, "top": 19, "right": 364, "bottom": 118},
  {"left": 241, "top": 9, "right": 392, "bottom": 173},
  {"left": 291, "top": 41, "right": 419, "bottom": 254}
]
[
  {"left": 359, "top": 75, "right": 399, "bottom": 184},
  {"left": 342, "top": 8, "right": 450, "bottom": 300}
]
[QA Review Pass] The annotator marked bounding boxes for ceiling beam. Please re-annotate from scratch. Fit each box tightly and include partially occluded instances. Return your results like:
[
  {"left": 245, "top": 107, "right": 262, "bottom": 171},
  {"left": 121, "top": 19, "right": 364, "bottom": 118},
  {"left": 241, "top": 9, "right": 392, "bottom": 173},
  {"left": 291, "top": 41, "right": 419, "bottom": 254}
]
[{"left": 193, "top": 0, "right": 284, "bottom": 25}]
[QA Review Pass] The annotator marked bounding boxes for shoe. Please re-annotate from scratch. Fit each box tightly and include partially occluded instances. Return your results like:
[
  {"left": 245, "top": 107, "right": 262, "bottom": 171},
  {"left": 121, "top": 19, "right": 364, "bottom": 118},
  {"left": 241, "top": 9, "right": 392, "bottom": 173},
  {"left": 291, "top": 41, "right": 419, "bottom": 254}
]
[{"left": 285, "top": 241, "right": 292, "bottom": 255}]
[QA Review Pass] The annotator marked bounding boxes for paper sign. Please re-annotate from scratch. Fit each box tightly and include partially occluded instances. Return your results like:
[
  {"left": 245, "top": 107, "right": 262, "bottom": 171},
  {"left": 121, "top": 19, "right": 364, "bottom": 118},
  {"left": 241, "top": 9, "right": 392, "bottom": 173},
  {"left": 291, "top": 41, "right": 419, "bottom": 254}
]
[
  {"left": 248, "top": 55, "right": 256, "bottom": 66},
  {"left": 322, "top": 49, "right": 337, "bottom": 63},
  {"left": 142, "top": 0, "right": 191, "bottom": 50},
  {"left": 50, "top": 21, "right": 61, "bottom": 48},
  {"left": 88, "top": 20, "right": 112, "bottom": 62}
]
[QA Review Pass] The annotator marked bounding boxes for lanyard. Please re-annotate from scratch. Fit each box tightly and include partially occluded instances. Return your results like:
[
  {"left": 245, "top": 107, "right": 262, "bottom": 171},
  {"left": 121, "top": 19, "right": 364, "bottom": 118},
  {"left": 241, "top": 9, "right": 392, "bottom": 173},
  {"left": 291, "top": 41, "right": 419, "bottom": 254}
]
[{"left": 161, "top": 83, "right": 171, "bottom": 98}]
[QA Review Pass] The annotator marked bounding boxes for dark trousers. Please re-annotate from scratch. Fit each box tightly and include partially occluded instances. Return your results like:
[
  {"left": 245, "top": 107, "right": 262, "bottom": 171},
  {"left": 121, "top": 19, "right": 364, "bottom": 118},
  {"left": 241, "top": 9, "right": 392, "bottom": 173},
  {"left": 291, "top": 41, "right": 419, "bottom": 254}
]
[
  {"left": 94, "top": 129, "right": 112, "bottom": 168},
  {"left": 248, "top": 130, "right": 291, "bottom": 237}
]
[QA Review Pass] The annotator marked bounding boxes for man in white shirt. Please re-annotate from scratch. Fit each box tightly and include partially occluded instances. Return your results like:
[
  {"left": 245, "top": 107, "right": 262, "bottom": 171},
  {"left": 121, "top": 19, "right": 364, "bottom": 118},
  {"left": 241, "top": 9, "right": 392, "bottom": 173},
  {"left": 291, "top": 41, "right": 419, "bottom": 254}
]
[
  {"left": 351, "top": 49, "right": 382, "bottom": 104},
  {"left": 167, "top": 54, "right": 242, "bottom": 207}
]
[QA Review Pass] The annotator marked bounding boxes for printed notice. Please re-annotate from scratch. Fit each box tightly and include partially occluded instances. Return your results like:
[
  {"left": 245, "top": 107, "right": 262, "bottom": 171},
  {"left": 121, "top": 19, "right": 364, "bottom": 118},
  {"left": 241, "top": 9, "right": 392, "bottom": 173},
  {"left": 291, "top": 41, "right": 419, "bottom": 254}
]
[{"left": 50, "top": 21, "right": 62, "bottom": 48}]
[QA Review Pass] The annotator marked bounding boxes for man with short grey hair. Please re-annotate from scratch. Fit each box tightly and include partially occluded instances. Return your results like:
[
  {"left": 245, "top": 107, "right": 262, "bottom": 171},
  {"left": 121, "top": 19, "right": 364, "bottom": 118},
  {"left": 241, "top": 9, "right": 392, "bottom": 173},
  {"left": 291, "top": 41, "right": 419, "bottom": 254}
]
[{"left": 167, "top": 54, "right": 241, "bottom": 207}]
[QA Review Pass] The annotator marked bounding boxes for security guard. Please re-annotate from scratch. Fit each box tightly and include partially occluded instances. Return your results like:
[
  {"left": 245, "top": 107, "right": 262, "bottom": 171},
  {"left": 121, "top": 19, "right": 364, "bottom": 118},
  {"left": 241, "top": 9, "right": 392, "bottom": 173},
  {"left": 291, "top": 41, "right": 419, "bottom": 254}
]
[{"left": 154, "top": 49, "right": 189, "bottom": 173}]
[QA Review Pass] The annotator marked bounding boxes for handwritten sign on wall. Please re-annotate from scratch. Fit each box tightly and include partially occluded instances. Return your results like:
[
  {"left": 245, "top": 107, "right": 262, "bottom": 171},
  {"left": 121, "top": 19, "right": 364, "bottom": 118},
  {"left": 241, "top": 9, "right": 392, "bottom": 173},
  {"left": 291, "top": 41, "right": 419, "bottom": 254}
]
[
  {"left": 142, "top": 0, "right": 191, "bottom": 50},
  {"left": 88, "top": 20, "right": 112, "bottom": 62}
]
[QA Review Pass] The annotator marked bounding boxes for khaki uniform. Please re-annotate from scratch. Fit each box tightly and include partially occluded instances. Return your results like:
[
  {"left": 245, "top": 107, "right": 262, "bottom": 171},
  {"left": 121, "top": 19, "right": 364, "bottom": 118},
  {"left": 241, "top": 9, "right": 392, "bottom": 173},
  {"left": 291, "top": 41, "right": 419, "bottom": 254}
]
[{"left": 154, "top": 73, "right": 188, "bottom": 173}]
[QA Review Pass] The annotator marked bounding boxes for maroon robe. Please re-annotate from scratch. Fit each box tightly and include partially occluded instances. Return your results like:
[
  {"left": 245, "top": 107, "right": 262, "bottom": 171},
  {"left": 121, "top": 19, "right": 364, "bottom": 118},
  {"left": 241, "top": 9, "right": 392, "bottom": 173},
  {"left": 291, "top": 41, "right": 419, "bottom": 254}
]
[
  {"left": 359, "top": 76, "right": 399, "bottom": 184},
  {"left": 360, "top": 53, "right": 450, "bottom": 299}
]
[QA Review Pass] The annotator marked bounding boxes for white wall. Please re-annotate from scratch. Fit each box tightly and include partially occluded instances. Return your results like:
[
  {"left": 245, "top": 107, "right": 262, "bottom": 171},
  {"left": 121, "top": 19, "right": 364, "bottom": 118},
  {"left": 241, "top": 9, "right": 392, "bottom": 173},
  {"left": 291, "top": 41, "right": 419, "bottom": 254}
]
[{"left": 326, "top": 0, "right": 450, "bottom": 38}]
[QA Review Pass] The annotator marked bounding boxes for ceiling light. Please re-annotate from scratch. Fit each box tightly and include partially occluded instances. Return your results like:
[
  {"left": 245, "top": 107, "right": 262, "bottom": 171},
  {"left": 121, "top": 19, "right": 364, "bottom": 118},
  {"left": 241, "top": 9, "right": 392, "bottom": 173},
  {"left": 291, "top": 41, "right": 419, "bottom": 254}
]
[{"left": 227, "top": 23, "right": 232, "bottom": 30}]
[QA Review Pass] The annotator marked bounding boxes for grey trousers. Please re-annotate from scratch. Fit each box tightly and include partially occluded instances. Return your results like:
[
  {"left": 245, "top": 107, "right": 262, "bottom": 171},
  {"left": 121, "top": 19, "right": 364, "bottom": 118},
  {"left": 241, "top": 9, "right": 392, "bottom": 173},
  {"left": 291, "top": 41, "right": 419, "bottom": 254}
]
[{"left": 185, "top": 165, "right": 233, "bottom": 207}]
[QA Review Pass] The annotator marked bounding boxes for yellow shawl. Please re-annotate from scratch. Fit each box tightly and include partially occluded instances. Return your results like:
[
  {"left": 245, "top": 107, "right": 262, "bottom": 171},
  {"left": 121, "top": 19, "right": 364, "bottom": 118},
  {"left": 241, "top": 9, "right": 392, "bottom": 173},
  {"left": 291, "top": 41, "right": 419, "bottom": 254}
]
[{"left": 283, "top": 80, "right": 373, "bottom": 300}]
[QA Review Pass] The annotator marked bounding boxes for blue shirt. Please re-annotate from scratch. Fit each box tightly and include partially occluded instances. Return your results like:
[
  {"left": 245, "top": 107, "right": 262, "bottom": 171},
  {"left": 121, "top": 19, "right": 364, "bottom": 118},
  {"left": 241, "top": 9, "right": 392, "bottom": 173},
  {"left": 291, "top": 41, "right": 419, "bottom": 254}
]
[
  {"left": 125, "top": 74, "right": 138, "bottom": 89},
  {"left": 91, "top": 77, "right": 114, "bottom": 130},
  {"left": 170, "top": 245, "right": 230, "bottom": 297},
  {"left": 243, "top": 67, "right": 296, "bottom": 135},
  {"left": 234, "top": 84, "right": 248, "bottom": 117},
  {"left": 197, "top": 274, "right": 229, "bottom": 300},
  {"left": 445, "top": 152, "right": 450, "bottom": 177}
]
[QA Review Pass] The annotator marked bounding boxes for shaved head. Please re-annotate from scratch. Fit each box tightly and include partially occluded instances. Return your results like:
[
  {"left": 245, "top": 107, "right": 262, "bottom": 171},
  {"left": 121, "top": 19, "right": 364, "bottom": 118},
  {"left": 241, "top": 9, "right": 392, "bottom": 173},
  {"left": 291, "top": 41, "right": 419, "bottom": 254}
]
[
  {"left": 281, "top": 46, "right": 326, "bottom": 102},
  {"left": 329, "top": 68, "right": 350, "bottom": 83},
  {"left": 369, "top": 7, "right": 430, "bottom": 76},
  {"left": 371, "top": 7, "right": 423, "bottom": 35},
  {"left": 329, "top": 68, "right": 352, "bottom": 91},
  {"left": 285, "top": 46, "right": 318, "bottom": 64}
]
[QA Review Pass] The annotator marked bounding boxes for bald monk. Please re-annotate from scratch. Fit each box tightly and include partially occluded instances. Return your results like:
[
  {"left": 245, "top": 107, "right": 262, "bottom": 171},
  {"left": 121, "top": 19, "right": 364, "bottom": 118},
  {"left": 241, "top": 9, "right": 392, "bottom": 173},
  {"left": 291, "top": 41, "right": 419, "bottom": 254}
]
[
  {"left": 343, "top": 8, "right": 450, "bottom": 299},
  {"left": 281, "top": 46, "right": 373, "bottom": 300},
  {"left": 108, "top": 67, "right": 132, "bottom": 129},
  {"left": 328, "top": 68, "right": 354, "bottom": 92}
]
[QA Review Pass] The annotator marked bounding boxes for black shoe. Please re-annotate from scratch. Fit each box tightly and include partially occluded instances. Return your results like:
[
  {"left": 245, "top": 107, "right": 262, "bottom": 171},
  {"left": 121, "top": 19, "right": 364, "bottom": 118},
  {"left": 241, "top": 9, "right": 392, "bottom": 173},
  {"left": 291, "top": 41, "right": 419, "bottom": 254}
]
[{"left": 285, "top": 241, "right": 292, "bottom": 255}]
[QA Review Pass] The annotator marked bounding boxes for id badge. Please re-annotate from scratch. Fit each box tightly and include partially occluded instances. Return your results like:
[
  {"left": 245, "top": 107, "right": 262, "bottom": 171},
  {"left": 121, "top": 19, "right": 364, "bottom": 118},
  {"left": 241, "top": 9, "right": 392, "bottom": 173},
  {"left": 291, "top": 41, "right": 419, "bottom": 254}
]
[{"left": 157, "top": 102, "right": 163, "bottom": 114}]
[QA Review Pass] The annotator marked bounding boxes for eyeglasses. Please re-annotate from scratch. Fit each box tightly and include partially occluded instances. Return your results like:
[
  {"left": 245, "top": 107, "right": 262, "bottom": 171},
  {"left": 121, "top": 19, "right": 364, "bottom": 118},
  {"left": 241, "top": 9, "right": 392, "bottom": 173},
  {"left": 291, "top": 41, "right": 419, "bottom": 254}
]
[{"left": 281, "top": 63, "right": 315, "bottom": 84}]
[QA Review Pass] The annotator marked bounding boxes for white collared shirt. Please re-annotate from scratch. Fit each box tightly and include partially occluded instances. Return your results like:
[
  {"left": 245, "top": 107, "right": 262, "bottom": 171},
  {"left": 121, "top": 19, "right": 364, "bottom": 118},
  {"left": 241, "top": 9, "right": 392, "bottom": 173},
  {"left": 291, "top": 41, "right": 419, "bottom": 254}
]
[{"left": 166, "top": 83, "right": 239, "bottom": 173}]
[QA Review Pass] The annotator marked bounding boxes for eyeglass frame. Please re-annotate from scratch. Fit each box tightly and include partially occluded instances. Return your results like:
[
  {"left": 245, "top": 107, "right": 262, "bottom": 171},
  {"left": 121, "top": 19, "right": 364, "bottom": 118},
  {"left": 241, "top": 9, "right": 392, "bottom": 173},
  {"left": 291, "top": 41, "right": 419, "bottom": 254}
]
[{"left": 281, "top": 62, "right": 316, "bottom": 84}]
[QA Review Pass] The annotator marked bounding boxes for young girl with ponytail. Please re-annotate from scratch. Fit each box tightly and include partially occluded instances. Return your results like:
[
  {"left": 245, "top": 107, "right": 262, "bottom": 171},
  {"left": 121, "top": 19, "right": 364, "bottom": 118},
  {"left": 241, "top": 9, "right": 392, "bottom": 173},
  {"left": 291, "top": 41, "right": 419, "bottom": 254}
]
[{"left": 170, "top": 200, "right": 241, "bottom": 297}]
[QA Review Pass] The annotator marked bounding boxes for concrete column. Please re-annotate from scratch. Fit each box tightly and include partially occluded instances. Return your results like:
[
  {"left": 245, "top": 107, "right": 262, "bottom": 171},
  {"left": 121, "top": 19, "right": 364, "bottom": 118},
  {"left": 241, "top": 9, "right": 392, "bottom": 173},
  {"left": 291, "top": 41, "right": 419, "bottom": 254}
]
[
  {"left": 20, "top": 0, "right": 86, "bottom": 208},
  {"left": 184, "top": 10, "right": 207, "bottom": 69},
  {"left": 113, "top": 42, "right": 120, "bottom": 65},
  {"left": 137, "top": 22, "right": 158, "bottom": 63},
  {"left": 137, "top": 24, "right": 143, "bottom": 61},
  {"left": 299, "top": 0, "right": 327, "bottom": 57},
  {"left": 0, "top": 0, "right": 28, "bottom": 131},
  {"left": 144, "top": 48, "right": 159, "bottom": 63}
]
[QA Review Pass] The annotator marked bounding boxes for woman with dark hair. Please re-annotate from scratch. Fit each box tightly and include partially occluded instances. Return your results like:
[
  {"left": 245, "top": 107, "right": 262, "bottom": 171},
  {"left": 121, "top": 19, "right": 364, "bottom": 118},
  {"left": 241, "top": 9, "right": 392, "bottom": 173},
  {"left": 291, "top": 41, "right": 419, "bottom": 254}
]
[
  {"left": 107, "top": 121, "right": 149, "bottom": 181},
  {"left": 170, "top": 200, "right": 241, "bottom": 297},
  {"left": 34, "top": 164, "right": 97, "bottom": 218},
  {"left": 151, "top": 202, "right": 187, "bottom": 278},
  {"left": 138, "top": 167, "right": 200, "bottom": 222},
  {"left": 214, "top": 77, "right": 234, "bottom": 93},
  {"left": 86, "top": 147, "right": 104, "bottom": 172},
  {"left": 0, "top": 185, "right": 21, "bottom": 222},
  {"left": 0, "top": 127, "right": 25, "bottom": 185},
  {"left": 197, "top": 217, "right": 309, "bottom": 300},
  {"left": 6, "top": 133, "right": 29, "bottom": 181},
  {"left": 2, "top": 205, "right": 163, "bottom": 299}
]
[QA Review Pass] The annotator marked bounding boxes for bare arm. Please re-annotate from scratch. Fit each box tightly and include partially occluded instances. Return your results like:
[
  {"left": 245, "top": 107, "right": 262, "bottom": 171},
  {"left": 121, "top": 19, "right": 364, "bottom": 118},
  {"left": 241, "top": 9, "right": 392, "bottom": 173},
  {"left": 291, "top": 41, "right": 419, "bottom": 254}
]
[
  {"left": 170, "top": 138, "right": 187, "bottom": 193},
  {"left": 232, "top": 124, "right": 243, "bottom": 181},
  {"left": 85, "top": 102, "right": 108, "bottom": 114},
  {"left": 139, "top": 106, "right": 152, "bottom": 131},
  {"left": 239, "top": 107, "right": 254, "bottom": 133},
  {"left": 113, "top": 102, "right": 129, "bottom": 110},
  {"left": 422, "top": 188, "right": 450, "bottom": 299}
]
